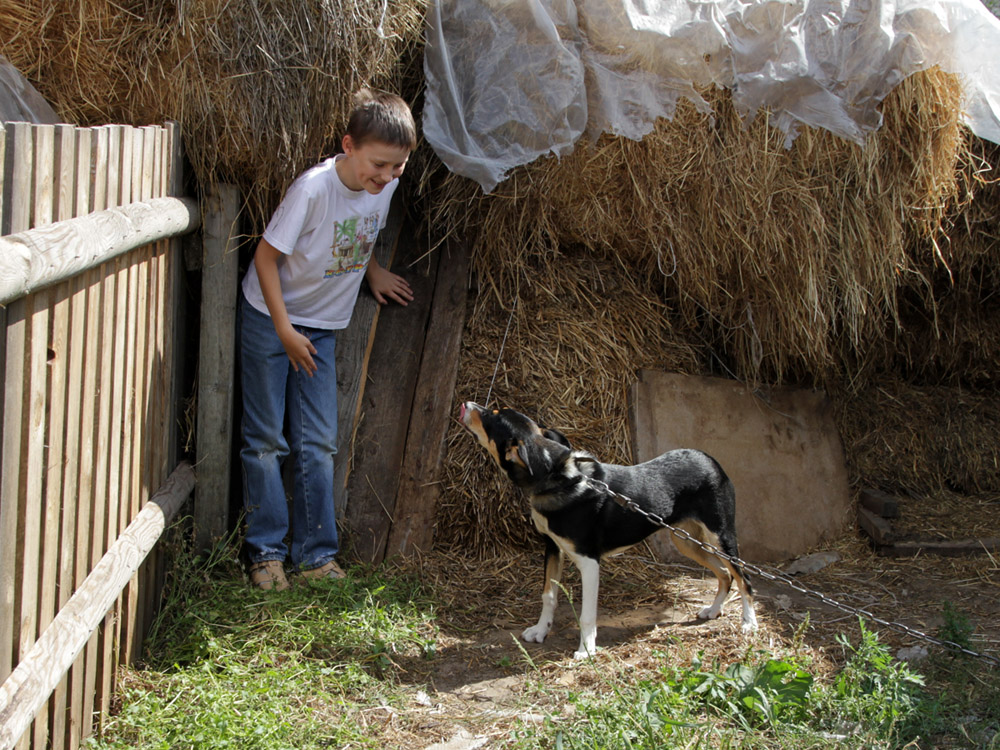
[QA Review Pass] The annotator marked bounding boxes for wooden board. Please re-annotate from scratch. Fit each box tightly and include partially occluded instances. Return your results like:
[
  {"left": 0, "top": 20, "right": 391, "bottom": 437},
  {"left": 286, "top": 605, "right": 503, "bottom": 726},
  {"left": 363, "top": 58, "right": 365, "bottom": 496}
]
[
  {"left": 332, "top": 194, "right": 405, "bottom": 518},
  {"left": 194, "top": 185, "right": 240, "bottom": 552},
  {"left": 385, "top": 238, "right": 470, "bottom": 558},
  {"left": 343, "top": 224, "right": 439, "bottom": 564}
]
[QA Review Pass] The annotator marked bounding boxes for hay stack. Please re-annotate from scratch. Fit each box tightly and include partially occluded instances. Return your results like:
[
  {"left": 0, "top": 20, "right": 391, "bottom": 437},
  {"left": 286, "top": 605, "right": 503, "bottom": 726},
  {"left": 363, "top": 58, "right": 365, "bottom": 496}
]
[
  {"left": 434, "top": 69, "right": 1000, "bottom": 552},
  {"left": 0, "top": 0, "right": 427, "bottom": 225},
  {"left": 432, "top": 68, "right": 988, "bottom": 387}
]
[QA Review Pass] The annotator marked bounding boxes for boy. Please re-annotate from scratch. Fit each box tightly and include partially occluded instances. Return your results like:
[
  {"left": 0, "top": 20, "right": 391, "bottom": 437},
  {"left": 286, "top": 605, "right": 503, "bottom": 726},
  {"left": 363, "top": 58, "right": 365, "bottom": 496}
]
[{"left": 240, "top": 90, "right": 417, "bottom": 590}]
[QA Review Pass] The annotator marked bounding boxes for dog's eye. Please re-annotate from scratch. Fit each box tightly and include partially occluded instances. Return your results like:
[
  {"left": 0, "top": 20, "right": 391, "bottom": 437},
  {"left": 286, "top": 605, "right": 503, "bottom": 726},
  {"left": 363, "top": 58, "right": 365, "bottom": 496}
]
[{"left": 492, "top": 409, "right": 499, "bottom": 414}]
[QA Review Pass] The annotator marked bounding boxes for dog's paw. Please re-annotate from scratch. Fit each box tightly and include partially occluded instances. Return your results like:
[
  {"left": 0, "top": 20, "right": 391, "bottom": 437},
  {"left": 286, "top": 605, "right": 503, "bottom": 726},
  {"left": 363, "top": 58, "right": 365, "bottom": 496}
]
[
  {"left": 741, "top": 614, "right": 759, "bottom": 633},
  {"left": 573, "top": 647, "right": 596, "bottom": 660},
  {"left": 697, "top": 606, "right": 721, "bottom": 620},
  {"left": 522, "top": 624, "right": 549, "bottom": 643}
]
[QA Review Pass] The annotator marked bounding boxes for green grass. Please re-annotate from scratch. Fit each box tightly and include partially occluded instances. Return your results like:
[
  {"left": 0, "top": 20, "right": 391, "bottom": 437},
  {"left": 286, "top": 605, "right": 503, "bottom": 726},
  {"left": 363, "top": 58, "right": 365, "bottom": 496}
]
[
  {"left": 88, "top": 539, "right": 1000, "bottom": 749},
  {"left": 86, "top": 536, "right": 437, "bottom": 749}
]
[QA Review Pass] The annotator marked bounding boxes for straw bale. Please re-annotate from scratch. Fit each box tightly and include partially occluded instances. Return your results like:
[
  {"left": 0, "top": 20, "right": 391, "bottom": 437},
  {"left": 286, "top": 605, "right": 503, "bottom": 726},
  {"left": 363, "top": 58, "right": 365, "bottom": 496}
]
[
  {"left": 0, "top": 0, "right": 428, "bottom": 225},
  {"left": 438, "top": 251, "right": 702, "bottom": 553},
  {"left": 833, "top": 378, "right": 1000, "bottom": 499},
  {"left": 431, "top": 68, "right": 978, "bottom": 387},
  {"left": 433, "top": 69, "right": 1000, "bottom": 555}
]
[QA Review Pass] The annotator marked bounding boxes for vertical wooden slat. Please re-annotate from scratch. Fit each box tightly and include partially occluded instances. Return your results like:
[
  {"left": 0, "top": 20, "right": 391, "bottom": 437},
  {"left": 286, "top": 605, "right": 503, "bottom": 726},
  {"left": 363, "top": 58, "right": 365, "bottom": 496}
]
[
  {"left": 21, "top": 294, "right": 51, "bottom": 750},
  {"left": 38, "top": 125, "right": 77, "bottom": 750},
  {"left": 27, "top": 123, "right": 57, "bottom": 750},
  {"left": 80, "top": 125, "right": 109, "bottom": 742},
  {"left": 95, "top": 124, "right": 125, "bottom": 729},
  {"left": 0, "top": 122, "right": 33, "bottom": 694},
  {"left": 66, "top": 125, "right": 94, "bottom": 750},
  {"left": 123, "top": 126, "right": 155, "bottom": 664},
  {"left": 142, "top": 127, "right": 167, "bottom": 639}
]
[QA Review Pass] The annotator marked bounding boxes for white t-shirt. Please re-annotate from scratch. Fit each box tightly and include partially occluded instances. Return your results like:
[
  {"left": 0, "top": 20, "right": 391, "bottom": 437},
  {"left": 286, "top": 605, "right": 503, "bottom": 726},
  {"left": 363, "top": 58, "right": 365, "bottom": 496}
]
[{"left": 242, "top": 154, "right": 399, "bottom": 329}]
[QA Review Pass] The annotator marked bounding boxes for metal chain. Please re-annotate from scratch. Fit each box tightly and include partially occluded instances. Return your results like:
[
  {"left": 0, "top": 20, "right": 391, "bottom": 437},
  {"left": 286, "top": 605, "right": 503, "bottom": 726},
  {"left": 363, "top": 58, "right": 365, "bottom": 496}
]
[{"left": 588, "top": 477, "right": 1000, "bottom": 667}]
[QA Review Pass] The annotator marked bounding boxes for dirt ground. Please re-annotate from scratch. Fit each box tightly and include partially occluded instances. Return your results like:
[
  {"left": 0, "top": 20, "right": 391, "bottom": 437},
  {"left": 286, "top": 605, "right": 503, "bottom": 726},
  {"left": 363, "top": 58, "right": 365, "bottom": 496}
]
[{"left": 373, "top": 498, "right": 1000, "bottom": 748}]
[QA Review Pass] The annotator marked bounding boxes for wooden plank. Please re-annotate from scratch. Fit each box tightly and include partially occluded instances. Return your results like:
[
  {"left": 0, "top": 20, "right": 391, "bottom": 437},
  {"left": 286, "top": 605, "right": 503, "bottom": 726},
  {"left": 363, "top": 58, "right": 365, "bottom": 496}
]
[
  {"left": 859, "top": 488, "right": 900, "bottom": 519},
  {"left": 857, "top": 505, "right": 895, "bottom": 546},
  {"left": 29, "top": 123, "right": 56, "bottom": 750},
  {"left": 81, "top": 125, "right": 110, "bottom": 742},
  {"left": 386, "top": 238, "right": 470, "bottom": 558},
  {"left": 21, "top": 291, "right": 50, "bottom": 750},
  {"left": 877, "top": 537, "right": 1000, "bottom": 557},
  {"left": 333, "top": 193, "right": 405, "bottom": 519},
  {"left": 165, "top": 120, "right": 184, "bottom": 473},
  {"left": 117, "top": 126, "right": 142, "bottom": 669},
  {"left": 48, "top": 124, "right": 77, "bottom": 750},
  {"left": 95, "top": 124, "right": 126, "bottom": 727},
  {"left": 0, "top": 463, "right": 196, "bottom": 750},
  {"left": 0, "top": 122, "right": 33, "bottom": 689},
  {"left": 65, "top": 125, "right": 94, "bottom": 750},
  {"left": 343, "top": 222, "right": 439, "bottom": 564},
  {"left": 194, "top": 184, "right": 240, "bottom": 552}
]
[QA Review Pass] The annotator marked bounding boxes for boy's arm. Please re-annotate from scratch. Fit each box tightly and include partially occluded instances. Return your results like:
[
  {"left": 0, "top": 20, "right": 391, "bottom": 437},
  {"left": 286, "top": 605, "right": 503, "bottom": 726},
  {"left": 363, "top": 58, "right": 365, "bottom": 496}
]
[
  {"left": 365, "top": 255, "right": 414, "bottom": 306},
  {"left": 254, "top": 238, "right": 319, "bottom": 376}
]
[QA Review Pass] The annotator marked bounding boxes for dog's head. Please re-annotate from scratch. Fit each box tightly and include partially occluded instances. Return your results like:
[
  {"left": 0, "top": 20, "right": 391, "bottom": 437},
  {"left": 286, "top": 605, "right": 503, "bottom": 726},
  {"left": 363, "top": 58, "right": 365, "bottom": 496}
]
[{"left": 459, "top": 401, "right": 573, "bottom": 489}]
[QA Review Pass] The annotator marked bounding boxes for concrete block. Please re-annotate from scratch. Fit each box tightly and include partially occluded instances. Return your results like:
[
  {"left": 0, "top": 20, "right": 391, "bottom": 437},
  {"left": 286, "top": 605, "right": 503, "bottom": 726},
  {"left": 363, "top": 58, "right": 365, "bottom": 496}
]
[{"left": 629, "top": 371, "right": 852, "bottom": 562}]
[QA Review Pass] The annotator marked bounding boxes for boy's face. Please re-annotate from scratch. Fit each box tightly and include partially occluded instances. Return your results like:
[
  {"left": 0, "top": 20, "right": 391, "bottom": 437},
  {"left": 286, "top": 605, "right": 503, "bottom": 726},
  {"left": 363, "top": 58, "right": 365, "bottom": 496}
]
[{"left": 339, "top": 135, "right": 411, "bottom": 194}]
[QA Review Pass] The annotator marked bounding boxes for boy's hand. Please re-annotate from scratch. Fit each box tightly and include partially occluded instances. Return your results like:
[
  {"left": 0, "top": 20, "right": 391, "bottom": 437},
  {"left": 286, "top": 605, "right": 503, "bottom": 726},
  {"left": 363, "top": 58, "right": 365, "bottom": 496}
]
[
  {"left": 366, "top": 259, "right": 414, "bottom": 306},
  {"left": 278, "top": 326, "right": 318, "bottom": 376}
]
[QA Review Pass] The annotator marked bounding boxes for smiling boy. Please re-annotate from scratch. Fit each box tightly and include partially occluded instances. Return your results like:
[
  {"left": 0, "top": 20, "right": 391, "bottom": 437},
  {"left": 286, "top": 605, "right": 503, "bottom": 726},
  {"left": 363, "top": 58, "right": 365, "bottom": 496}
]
[{"left": 239, "top": 90, "right": 417, "bottom": 590}]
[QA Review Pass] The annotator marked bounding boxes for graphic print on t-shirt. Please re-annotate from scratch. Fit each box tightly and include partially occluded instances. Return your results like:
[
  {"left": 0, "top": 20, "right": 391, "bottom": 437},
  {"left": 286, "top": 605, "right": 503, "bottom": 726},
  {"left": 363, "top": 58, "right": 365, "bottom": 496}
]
[{"left": 325, "top": 212, "right": 381, "bottom": 277}]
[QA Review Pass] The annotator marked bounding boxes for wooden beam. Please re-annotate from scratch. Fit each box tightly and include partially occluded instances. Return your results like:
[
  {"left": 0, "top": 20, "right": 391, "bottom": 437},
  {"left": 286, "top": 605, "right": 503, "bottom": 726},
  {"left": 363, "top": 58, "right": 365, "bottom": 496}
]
[
  {"left": 857, "top": 506, "right": 895, "bottom": 546},
  {"left": 194, "top": 185, "right": 240, "bottom": 552},
  {"left": 877, "top": 537, "right": 1000, "bottom": 557},
  {"left": 343, "top": 225, "right": 439, "bottom": 564},
  {"left": 0, "top": 196, "right": 200, "bottom": 305},
  {"left": 0, "top": 462, "right": 195, "bottom": 750},
  {"left": 385, "top": 238, "right": 470, "bottom": 558}
]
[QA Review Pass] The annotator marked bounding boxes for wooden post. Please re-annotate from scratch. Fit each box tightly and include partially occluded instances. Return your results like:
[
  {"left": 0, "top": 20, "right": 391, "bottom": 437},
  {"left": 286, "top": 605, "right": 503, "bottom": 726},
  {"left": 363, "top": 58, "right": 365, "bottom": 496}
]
[
  {"left": 194, "top": 185, "right": 240, "bottom": 552},
  {"left": 0, "top": 463, "right": 195, "bottom": 750},
  {"left": 386, "top": 238, "right": 470, "bottom": 558}
]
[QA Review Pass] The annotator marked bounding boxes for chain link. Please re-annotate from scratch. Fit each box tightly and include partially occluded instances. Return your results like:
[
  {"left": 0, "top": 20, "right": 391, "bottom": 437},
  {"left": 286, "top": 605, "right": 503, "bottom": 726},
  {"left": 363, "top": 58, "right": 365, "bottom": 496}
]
[{"left": 589, "top": 477, "right": 1000, "bottom": 667}]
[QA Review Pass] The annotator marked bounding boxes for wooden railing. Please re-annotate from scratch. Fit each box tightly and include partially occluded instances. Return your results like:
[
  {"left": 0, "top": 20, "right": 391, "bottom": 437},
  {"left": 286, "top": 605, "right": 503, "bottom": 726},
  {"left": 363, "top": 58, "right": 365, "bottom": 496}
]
[{"left": 0, "top": 121, "right": 197, "bottom": 749}]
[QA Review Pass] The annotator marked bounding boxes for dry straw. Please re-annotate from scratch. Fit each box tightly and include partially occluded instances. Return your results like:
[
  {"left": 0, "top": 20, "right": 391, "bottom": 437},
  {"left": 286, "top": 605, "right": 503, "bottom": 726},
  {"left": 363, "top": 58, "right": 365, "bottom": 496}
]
[
  {"left": 0, "top": 0, "right": 428, "bottom": 226},
  {"left": 435, "top": 69, "right": 1000, "bottom": 553}
]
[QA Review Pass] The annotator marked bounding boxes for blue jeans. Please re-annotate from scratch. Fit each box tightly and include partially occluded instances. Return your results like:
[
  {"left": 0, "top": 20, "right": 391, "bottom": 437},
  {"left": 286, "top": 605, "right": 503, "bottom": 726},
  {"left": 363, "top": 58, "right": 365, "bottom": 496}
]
[{"left": 239, "top": 293, "right": 340, "bottom": 570}]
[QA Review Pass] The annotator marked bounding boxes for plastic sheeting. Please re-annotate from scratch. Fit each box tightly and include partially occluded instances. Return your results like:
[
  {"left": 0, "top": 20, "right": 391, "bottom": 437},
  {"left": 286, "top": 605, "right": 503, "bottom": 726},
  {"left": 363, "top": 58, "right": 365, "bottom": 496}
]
[
  {"left": 423, "top": 0, "right": 1000, "bottom": 192},
  {"left": 0, "top": 56, "right": 59, "bottom": 125}
]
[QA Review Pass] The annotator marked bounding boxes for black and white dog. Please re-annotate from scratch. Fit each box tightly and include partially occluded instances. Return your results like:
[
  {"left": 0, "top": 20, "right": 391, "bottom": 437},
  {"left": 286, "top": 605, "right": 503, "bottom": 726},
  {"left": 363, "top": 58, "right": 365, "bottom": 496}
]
[{"left": 459, "top": 401, "right": 758, "bottom": 659}]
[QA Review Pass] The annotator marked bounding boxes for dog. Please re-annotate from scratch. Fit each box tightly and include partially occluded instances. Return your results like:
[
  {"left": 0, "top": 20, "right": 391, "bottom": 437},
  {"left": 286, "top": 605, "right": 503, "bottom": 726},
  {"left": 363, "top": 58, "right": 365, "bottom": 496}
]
[{"left": 459, "top": 401, "right": 758, "bottom": 659}]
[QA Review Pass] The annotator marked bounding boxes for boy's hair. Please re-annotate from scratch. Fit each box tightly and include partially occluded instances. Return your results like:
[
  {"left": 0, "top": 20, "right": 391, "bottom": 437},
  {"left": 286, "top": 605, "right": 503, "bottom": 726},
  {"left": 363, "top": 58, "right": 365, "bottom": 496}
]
[{"left": 346, "top": 89, "right": 417, "bottom": 151}]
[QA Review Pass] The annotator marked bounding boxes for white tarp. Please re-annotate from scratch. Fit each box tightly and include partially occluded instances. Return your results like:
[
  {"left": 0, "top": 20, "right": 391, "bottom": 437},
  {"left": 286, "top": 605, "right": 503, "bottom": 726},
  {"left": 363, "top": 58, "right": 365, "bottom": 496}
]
[
  {"left": 0, "top": 56, "right": 59, "bottom": 125},
  {"left": 423, "top": 0, "right": 1000, "bottom": 192}
]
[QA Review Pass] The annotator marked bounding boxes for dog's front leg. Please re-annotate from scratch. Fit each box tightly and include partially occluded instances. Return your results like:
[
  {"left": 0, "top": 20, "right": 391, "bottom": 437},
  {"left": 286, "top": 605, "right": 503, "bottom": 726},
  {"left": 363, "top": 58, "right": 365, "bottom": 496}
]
[
  {"left": 573, "top": 555, "right": 600, "bottom": 659},
  {"left": 522, "top": 536, "right": 563, "bottom": 644}
]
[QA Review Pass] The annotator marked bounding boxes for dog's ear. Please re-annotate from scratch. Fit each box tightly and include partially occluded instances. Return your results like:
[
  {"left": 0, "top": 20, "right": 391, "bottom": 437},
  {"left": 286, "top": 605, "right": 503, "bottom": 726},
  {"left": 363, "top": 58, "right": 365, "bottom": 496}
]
[
  {"left": 541, "top": 427, "right": 571, "bottom": 448},
  {"left": 506, "top": 436, "right": 569, "bottom": 478}
]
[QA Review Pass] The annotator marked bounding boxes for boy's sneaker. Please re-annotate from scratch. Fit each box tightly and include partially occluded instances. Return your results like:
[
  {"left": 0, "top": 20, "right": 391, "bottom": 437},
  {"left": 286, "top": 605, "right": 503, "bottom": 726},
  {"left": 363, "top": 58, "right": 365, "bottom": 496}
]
[
  {"left": 249, "top": 560, "right": 290, "bottom": 591},
  {"left": 299, "top": 559, "right": 346, "bottom": 581}
]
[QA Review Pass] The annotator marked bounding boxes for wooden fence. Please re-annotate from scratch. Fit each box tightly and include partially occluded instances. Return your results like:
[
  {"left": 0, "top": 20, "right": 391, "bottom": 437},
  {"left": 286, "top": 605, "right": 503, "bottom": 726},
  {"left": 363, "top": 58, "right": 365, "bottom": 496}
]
[{"left": 0, "top": 121, "right": 194, "bottom": 749}]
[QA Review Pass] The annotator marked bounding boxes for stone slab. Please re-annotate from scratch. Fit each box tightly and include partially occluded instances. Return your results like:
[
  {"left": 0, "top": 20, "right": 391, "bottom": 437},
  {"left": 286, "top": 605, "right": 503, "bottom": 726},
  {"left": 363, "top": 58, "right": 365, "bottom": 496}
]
[{"left": 629, "top": 371, "right": 852, "bottom": 562}]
